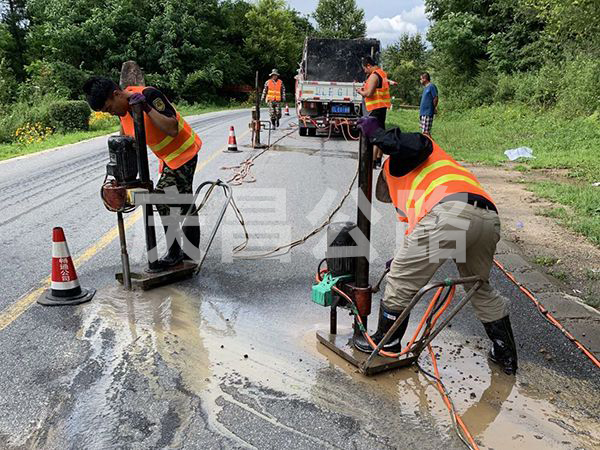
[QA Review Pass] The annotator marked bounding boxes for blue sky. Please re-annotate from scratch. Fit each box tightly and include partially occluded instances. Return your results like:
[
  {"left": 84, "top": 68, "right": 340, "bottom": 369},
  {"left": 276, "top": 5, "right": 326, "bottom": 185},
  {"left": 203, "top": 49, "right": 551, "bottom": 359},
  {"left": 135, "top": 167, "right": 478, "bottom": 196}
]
[{"left": 285, "top": 0, "right": 429, "bottom": 46}]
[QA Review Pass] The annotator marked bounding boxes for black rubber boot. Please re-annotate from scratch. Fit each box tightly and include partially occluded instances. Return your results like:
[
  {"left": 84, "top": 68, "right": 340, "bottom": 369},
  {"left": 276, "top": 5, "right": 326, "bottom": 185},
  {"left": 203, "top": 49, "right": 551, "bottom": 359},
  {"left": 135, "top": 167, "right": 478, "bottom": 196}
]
[
  {"left": 147, "top": 226, "right": 183, "bottom": 272},
  {"left": 354, "top": 305, "right": 409, "bottom": 354},
  {"left": 182, "top": 219, "right": 201, "bottom": 262},
  {"left": 271, "top": 118, "right": 277, "bottom": 129},
  {"left": 483, "top": 316, "right": 518, "bottom": 375}
]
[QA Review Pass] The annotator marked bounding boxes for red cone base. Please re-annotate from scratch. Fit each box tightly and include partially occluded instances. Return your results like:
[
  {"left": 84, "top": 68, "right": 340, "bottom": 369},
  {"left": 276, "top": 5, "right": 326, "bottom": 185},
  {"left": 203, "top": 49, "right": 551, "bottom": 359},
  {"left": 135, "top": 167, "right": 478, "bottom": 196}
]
[{"left": 38, "top": 287, "right": 96, "bottom": 306}]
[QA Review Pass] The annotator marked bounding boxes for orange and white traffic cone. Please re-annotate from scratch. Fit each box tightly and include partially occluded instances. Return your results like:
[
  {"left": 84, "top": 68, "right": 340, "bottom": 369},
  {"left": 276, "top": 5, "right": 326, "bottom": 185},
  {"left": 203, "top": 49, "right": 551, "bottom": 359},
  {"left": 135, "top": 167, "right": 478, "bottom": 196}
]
[
  {"left": 284, "top": 104, "right": 290, "bottom": 116},
  {"left": 226, "top": 125, "right": 239, "bottom": 152},
  {"left": 38, "top": 227, "right": 96, "bottom": 306}
]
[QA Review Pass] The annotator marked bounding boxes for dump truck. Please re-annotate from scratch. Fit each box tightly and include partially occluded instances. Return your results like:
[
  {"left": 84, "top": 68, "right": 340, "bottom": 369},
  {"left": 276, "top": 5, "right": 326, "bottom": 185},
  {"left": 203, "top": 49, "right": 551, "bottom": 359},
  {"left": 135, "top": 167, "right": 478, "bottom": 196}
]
[{"left": 295, "top": 37, "right": 381, "bottom": 137}]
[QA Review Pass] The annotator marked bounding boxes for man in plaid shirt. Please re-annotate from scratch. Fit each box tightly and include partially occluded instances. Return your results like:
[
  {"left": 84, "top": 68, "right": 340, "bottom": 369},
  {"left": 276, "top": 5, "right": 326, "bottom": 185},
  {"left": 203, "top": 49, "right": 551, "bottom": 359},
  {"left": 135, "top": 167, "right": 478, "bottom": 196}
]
[{"left": 419, "top": 72, "right": 438, "bottom": 136}]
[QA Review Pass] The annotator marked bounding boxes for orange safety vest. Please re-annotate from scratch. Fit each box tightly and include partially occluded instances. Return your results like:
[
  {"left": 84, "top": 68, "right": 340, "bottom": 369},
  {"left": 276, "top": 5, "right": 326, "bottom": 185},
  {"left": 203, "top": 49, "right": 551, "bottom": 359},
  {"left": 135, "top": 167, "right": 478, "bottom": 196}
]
[
  {"left": 266, "top": 79, "right": 283, "bottom": 102},
  {"left": 365, "top": 68, "right": 391, "bottom": 111},
  {"left": 120, "top": 86, "right": 202, "bottom": 171},
  {"left": 383, "top": 138, "right": 495, "bottom": 234}
]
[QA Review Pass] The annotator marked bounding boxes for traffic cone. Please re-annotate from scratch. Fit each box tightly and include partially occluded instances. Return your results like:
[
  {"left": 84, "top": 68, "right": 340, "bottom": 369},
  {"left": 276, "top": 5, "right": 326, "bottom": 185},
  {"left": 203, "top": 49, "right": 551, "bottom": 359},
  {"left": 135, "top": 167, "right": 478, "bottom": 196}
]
[
  {"left": 226, "top": 126, "right": 239, "bottom": 152},
  {"left": 284, "top": 104, "right": 290, "bottom": 116},
  {"left": 38, "top": 227, "right": 96, "bottom": 306}
]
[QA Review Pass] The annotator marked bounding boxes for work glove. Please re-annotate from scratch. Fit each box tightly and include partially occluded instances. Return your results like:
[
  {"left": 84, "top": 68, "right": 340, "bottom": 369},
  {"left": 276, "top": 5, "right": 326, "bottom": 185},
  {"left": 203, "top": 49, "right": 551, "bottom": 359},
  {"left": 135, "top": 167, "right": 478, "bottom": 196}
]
[
  {"left": 128, "top": 93, "right": 151, "bottom": 113},
  {"left": 357, "top": 116, "right": 381, "bottom": 138}
]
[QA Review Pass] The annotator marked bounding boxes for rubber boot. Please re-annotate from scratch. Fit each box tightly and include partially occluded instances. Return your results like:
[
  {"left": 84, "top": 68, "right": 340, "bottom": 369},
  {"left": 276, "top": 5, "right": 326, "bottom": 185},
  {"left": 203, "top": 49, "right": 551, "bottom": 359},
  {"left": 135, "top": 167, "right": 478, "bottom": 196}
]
[
  {"left": 354, "top": 305, "right": 409, "bottom": 354},
  {"left": 271, "top": 117, "right": 277, "bottom": 129},
  {"left": 483, "top": 315, "right": 518, "bottom": 375},
  {"left": 182, "top": 218, "right": 201, "bottom": 262},
  {"left": 147, "top": 226, "right": 183, "bottom": 272}
]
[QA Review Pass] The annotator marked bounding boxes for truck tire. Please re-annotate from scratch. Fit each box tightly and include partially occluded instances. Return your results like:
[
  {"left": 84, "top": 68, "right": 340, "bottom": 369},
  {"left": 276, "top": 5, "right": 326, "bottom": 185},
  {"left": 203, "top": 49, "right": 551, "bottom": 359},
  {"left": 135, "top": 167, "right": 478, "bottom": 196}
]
[
  {"left": 308, "top": 128, "right": 317, "bottom": 137},
  {"left": 299, "top": 127, "right": 308, "bottom": 137}
]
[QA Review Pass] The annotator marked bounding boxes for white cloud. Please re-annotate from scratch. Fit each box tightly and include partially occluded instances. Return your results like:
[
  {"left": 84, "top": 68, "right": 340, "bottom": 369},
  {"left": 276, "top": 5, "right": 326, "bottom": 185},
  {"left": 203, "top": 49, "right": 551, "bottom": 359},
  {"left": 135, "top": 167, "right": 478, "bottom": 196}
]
[{"left": 366, "top": 5, "right": 428, "bottom": 46}]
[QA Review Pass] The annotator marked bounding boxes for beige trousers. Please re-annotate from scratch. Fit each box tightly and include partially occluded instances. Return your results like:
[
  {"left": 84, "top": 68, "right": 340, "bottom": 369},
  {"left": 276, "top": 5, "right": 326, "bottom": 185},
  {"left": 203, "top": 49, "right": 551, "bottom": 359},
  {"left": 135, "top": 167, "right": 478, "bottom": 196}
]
[{"left": 384, "top": 201, "right": 508, "bottom": 323}]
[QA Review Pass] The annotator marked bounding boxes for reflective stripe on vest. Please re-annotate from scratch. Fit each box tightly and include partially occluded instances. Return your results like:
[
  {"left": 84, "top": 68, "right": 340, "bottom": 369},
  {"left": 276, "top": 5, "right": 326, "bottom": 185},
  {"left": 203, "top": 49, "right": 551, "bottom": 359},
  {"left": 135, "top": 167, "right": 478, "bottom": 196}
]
[
  {"left": 365, "top": 68, "right": 391, "bottom": 111},
  {"left": 119, "top": 86, "right": 202, "bottom": 170},
  {"left": 383, "top": 138, "right": 494, "bottom": 234},
  {"left": 267, "top": 79, "right": 282, "bottom": 102}
]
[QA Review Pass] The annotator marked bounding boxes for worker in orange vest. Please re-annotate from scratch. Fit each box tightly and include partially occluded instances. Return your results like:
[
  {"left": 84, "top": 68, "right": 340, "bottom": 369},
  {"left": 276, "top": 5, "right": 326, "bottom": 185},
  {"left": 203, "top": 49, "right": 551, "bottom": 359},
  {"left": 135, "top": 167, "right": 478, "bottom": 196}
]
[
  {"left": 261, "top": 69, "right": 286, "bottom": 128},
  {"left": 354, "top": 116, "right": 518, "bottom": 375},
  {"left": 83, "top": 77, "right": 202, "bottom": 272},
  {"left": 356, "top": 56, "right": 392, "bottom": 169}
]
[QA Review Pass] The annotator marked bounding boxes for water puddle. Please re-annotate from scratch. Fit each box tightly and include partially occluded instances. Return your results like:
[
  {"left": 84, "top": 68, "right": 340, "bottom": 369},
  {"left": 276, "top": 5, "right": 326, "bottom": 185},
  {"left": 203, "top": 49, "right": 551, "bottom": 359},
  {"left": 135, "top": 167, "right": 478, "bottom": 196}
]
[
  {"left": 303, "top": 324, "right": 600, "bottom": 449},
  {"left": 38, "top": 286, "right": 598, "bottom": 449}
]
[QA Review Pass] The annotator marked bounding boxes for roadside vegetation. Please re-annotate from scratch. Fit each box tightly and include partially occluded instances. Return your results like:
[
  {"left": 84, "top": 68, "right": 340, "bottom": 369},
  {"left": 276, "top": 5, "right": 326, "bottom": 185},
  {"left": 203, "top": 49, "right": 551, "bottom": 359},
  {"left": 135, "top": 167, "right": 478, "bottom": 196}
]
[{"left": 383, "top": 1, "right": 600, "bottom": 251}]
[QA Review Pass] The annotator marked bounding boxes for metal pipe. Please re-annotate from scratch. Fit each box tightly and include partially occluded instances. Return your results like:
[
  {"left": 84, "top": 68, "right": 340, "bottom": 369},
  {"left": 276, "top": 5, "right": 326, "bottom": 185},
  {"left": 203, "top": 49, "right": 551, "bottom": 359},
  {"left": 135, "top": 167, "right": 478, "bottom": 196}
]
[
  {"left": 353, "top": 131, "right": 373, "bottom": 335},
  {"left": 192, "top": 180, "right": 233, "bottom": 276},
  {"left": 117, "top": 211, "right": 132, "bottom": 290},
  {"left": 253, "top": 71, "right": 262, "bottom": 148},
  {"left": 416, "top": 281, "right": 483, "bottom": 351},
  {"left": 131, "top": 103, "right": 159, "bottom": 270},
  {"left": 362, "top": 276, "right": 483, "bottom": 370}
]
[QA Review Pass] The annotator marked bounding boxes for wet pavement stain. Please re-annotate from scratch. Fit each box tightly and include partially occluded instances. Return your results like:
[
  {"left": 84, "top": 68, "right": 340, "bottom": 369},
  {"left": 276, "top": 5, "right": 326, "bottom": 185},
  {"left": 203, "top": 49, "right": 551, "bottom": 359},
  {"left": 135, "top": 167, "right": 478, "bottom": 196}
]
[
  {"left": 19, "top": 281, "right": 598, "bottom": 449},
  {"left": 303, "top": 324, "right": 600, "bottom": 450}
]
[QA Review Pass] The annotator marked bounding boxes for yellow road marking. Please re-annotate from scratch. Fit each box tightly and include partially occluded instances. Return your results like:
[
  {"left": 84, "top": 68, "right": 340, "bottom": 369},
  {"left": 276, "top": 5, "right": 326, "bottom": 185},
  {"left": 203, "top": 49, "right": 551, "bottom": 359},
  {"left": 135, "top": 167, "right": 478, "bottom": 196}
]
[{"left": 0, "top": 125, "right": 251, "bottom": 332}]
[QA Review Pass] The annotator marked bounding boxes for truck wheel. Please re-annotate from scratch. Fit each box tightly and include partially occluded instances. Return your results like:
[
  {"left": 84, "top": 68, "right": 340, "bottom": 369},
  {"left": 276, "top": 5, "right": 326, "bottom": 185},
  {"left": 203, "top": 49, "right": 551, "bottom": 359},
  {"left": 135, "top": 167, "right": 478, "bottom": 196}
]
[
  {"left": 308, "top": 128, "right": 317, "bottom": 137},
  {"left": 299, "top": 127, "right": 308, "bottom": 137}
]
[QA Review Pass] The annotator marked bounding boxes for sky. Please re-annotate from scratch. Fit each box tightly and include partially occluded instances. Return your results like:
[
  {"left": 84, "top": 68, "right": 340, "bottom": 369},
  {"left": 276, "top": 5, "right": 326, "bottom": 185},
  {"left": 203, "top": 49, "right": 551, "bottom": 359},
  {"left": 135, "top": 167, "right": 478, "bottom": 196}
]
[{"left": 285, "top": 0, "right": 429, "bottom": 47}]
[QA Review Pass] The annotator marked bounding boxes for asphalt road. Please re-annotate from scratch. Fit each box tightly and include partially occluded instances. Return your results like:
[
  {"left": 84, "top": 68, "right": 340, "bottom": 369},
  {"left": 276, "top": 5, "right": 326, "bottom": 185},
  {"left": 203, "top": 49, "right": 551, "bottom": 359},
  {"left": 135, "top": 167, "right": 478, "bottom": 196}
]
[{"left": 0, "top": 109, "right": 598, "bottom": 449}]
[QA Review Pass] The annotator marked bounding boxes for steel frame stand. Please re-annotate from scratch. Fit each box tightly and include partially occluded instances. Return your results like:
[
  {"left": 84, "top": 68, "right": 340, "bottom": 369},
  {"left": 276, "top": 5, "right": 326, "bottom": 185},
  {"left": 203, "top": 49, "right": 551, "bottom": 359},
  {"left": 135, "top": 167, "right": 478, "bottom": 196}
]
[{"left": 317, "top": 277, "right": 483, "bottom": 375}]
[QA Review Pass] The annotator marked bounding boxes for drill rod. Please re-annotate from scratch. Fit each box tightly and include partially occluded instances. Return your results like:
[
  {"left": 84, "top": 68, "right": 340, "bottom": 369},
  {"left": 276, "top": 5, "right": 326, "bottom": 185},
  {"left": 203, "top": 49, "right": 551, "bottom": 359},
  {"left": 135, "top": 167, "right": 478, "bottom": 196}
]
[
  {"left": 117, "top": 211, "right": 132, "bottom": 290},
  {"left": 132, "top": 104, "right": 159, "bottom": 270}
]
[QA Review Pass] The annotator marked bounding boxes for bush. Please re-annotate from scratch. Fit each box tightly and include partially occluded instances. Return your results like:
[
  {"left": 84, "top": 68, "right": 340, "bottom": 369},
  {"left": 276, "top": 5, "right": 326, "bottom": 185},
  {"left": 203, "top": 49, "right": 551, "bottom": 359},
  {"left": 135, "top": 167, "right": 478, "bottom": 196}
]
[
  {"left": 556, "top": 56, "right": 600, "bottom": 116},
  {"left": 46, "top": 100, "right": 90, "bottom": 132}
]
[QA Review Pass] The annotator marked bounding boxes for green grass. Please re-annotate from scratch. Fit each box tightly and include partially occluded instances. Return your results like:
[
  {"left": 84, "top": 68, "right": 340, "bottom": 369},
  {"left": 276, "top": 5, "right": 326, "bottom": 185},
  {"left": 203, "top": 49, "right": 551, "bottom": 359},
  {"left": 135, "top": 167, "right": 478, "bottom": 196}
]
[
  {"left": 0, "top": 124, "right": 119, "bottom": 161},
  {"left": 388, "top": 105, "right": 600, "bottom": 247},
  {"left": 533, "top": 256, "right": 559, "bottom": 267},
  {"left": 0, "top": 103, "right": 237, "bottom": 162}
]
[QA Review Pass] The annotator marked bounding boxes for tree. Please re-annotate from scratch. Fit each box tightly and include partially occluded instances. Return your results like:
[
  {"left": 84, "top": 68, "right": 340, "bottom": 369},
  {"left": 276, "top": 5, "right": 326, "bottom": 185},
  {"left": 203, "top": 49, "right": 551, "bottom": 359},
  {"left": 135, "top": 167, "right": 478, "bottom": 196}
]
[
  {"left": 314, "top": 0, "right": 366, "bottom": 39},
  {"left": 1, "top": 0, "right": 28, "bottom": 79},
  {"left": 382, "top": 34, "right": 428, "bottom": 105},
  {"left": 244, "top": 0, "right": 306, "bottom": 84}
]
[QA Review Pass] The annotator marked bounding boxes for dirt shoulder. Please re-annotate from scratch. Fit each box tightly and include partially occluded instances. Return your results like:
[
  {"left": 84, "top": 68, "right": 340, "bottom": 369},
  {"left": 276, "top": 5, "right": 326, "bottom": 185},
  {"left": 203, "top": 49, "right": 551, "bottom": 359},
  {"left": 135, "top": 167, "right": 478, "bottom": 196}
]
[{"left": 470, "top": 164, "right": 600, "bottom": 309}]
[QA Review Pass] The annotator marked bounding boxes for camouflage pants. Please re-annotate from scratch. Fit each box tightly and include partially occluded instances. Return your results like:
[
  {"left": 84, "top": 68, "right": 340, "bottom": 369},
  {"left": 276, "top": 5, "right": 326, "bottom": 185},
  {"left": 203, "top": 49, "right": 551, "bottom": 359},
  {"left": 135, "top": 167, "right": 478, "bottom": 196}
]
[
  {"left": 268, "top": 102, "right": 282, "bottom": 121},
  {"left": 155, "top": 155, "right": 198, "bottom": 221}
]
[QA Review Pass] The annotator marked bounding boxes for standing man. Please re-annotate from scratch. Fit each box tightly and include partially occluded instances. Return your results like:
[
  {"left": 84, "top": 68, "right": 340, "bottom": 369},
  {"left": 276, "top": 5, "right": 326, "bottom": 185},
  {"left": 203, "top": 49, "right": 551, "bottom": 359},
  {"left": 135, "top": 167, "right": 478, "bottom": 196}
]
[
  {"left": 419, "top": 72, "right": 438, "bottom": 136},
  {"left": 83, "top": 77, "right": 202, "bottom": 272},
  {"left": 354, "top": 116, "right": 518, "bottom": 375},
  {"left": 356, "top": 56, "right": 391, "bottom": 169},
  {"left": 261, "top": 69, "right": 285, "bottom": 129}
]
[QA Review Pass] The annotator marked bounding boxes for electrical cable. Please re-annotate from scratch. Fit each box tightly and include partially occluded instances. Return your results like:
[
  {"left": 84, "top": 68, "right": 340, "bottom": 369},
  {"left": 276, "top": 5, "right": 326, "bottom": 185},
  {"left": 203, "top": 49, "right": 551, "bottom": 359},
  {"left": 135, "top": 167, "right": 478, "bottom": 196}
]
[
  {"left": 493, "top": 259, "right": 600, "bottom": 369},
  {"left": 316, "top": 267, "right": 478, "bottom": 449}
]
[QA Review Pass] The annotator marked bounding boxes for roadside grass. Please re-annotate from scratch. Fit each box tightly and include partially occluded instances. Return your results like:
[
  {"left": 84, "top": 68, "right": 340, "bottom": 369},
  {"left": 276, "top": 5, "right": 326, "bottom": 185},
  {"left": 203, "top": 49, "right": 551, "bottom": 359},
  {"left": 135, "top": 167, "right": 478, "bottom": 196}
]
[
  {"left": 0, "top": 123, "right": 119, "bottom": 161},
  {"left": 388, "top": 106, "right": 600, "bottom": 247},
  {"left": 0, "top": 103, "right": 237, "bottom": 162}
]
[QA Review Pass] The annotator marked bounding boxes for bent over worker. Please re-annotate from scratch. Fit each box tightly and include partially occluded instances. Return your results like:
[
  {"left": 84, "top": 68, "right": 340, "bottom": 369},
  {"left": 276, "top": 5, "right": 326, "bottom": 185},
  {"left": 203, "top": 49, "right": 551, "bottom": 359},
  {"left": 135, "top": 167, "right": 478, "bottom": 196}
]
[
  {"left": 356, "top": 56, "right": 391, "bottom": 169},
  {"left": 261, "top": 69, "right": 285, "bottom": 129},
  {"left": 354, "top": 116, "right": 518, "bottom": 375},
  {"left": 83, "top": 77, "right": 202, "bottom": 272}
]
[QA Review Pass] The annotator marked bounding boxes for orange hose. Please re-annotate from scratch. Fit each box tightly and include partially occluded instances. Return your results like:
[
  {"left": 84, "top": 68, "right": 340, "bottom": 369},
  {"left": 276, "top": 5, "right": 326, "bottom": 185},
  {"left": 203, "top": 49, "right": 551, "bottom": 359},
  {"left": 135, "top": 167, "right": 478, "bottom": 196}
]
[
  {"left": 493, "top": 259, "right": 600, "bottom": 369},
  {"left": 428, "top": 345, "right": 480, "bottom": 449},
  {"left": 317, "top": 269, "right": 478, "bottom": 447}
]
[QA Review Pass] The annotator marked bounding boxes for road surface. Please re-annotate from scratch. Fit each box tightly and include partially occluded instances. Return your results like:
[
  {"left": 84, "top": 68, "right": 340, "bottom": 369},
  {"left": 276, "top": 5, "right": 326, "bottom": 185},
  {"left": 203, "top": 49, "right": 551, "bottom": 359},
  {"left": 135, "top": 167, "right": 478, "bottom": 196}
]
[{"left": 0, "top": 109, "right": 598, "bottom": 449}]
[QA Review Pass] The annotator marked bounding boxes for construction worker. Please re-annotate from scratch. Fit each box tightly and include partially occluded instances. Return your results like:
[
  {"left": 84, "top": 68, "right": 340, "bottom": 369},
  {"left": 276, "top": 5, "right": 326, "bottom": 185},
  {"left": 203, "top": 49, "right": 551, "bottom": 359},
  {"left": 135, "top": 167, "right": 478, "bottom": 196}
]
[
  {"left": 261, "top": 69, "right": 285, "bottom": 128},
  {"left": 83, "top": 77, "right": 202, "bottom": 272},
  {"left": 354, "top": 116, "right": 518, "bottom": 375},
  {"left": 356, "top": 56, "right": 391, "bottom": 169}
]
